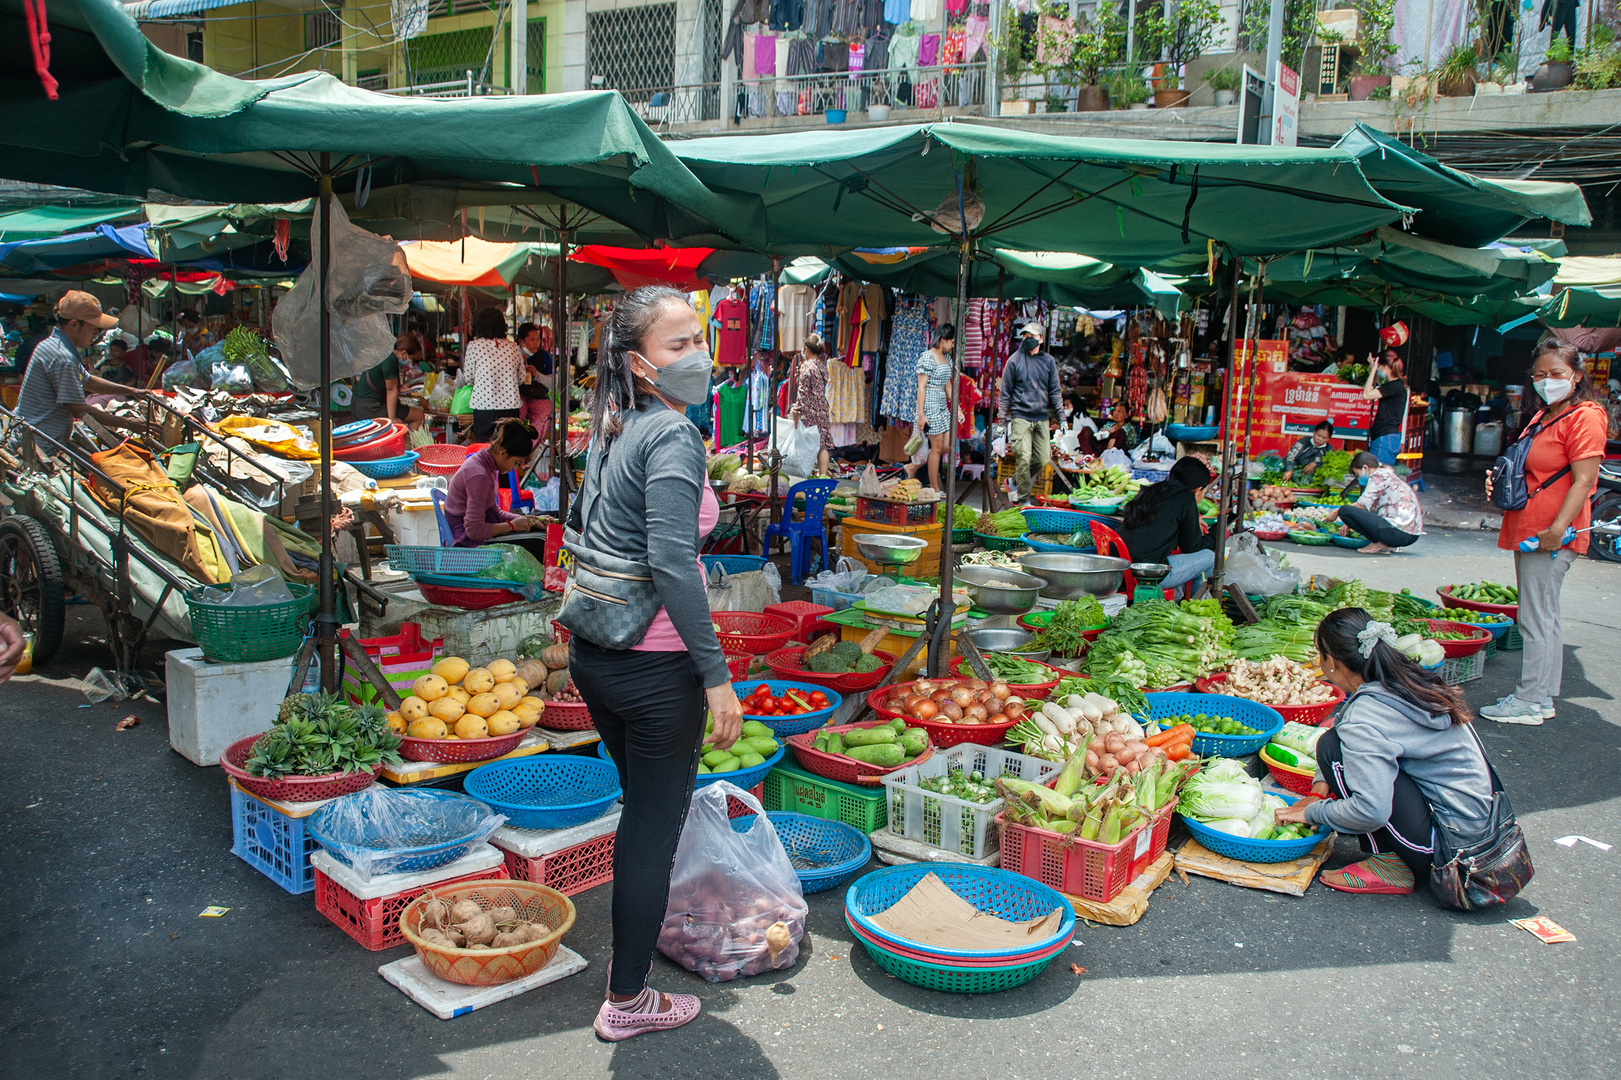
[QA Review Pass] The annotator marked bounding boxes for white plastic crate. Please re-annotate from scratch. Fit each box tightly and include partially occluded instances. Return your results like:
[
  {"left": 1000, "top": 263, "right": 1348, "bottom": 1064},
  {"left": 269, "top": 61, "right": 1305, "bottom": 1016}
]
[
  {"left": 1441, "top": 649, "right": 1486, "bottom": 686},
  {"left": 880, "top": 746, "right": 1061, "bottom": 859}
]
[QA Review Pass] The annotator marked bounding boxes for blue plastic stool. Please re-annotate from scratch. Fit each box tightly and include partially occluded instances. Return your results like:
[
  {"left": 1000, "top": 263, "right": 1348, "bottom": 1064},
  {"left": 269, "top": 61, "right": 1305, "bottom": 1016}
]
[
  {"left": 507, "top": 471, "right": 534, "bottom": 513},
  {"left": 431, "top": 489, "right": 455, "bottom": 546},
  {"left": 763, "top": 478, "right": 837, "bottom": 585}
]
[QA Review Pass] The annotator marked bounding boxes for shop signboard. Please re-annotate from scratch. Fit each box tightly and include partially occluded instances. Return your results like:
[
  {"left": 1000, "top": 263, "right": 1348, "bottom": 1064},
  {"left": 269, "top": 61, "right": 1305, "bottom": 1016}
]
[
  {"left": 1226, "top": 339, "right": 1372, "bottom": 457},
  {"left": 1271, "top": 62, "right": 1299, "bottom": 147}
]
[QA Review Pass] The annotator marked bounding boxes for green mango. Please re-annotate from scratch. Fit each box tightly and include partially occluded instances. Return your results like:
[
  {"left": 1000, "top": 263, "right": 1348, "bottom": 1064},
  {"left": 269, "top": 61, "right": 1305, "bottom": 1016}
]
[
  {"left": 708, "top": 754, "right": 741, "bottom": 774},
  {"left": 736, "top": 751, "right": 766, "bottom": 768},
  {"left": 696, "top": 762, "right": 711, "bottom": 774},
  {"left": 742, "top": 735, "right": 780, "bottom": 757},
  {"left": 740, "top": 720, "right": 770, "bottom": 738},
  {"left": 702, "top": 749, "right": 735, "bottom": 770}
]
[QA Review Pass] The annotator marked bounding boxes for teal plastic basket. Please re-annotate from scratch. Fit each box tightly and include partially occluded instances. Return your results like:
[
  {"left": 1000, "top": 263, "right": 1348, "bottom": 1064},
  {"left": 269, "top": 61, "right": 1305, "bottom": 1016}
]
[
  {"left": 850, "top": 924, "right": 1057, "bottom": 993},
  {"left": 972, "top": 531, "right": 1027, "bottom": 551}
]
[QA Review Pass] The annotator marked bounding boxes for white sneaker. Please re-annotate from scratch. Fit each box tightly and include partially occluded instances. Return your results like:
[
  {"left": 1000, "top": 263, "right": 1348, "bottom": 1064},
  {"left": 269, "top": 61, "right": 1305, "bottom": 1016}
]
[
  {"left": 1540, "top": 700, "right": 1556, "bottom": 719},
  {"left": 1479, "top": 695, "right": 1545, "bottom": 726}
]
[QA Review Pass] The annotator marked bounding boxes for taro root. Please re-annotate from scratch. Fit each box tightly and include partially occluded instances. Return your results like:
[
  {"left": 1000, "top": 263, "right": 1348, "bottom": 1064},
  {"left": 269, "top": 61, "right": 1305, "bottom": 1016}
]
[{"left": 449, "top": 899, "right": 484, "bottom": 924}]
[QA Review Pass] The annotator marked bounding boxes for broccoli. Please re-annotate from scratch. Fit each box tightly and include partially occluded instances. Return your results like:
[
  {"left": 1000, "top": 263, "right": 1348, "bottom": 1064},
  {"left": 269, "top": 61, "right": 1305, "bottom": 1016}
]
[
  {"left": 853, "top": 654, "right": 882, "bottom": 673},
  {"left": 828, "top": 640, "right": 863, "bottom": 665}
]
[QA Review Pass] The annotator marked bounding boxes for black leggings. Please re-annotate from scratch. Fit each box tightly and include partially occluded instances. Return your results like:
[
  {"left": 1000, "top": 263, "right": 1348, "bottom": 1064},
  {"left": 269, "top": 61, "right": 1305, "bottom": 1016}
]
[
  {"left": 1316, "top": 728, "right": 1435, "bottom": 878},
  {"left": 1338, "top": 504, "right": 1419, "bottom": 548},
  {"left": 568, "top": 637, "right": 705, "bottom": 995}
]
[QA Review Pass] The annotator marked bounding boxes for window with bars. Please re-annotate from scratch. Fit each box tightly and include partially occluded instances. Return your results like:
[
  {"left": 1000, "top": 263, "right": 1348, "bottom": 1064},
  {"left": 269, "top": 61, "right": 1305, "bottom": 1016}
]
[
  {"left": 526, "top": 18, "right": 546, "bottom": 93},
  {"left": 586, "top": 3, "right": 677, "bottom": 92},
  {"left": 405, "top": 26, "right": 496, "bottom": 85},
  {"left": 305, "top": 9, "right": 341, "bottom": 50}
]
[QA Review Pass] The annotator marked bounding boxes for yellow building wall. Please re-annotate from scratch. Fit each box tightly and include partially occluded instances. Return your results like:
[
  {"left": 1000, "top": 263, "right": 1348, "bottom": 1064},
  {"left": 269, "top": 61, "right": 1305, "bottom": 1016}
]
[{"left": 200, "top": 0, "right": 565, "bottom": 92}]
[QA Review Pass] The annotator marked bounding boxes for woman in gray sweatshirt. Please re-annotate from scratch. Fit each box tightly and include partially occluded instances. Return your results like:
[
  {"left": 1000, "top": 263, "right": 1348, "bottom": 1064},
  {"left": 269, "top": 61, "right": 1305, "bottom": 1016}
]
[
  {"left": 1276, "top": 608, "right": 1498, "bottom": 897},
  {"left": 565, "top": 286, "right": 744, "bottom": 1041}
]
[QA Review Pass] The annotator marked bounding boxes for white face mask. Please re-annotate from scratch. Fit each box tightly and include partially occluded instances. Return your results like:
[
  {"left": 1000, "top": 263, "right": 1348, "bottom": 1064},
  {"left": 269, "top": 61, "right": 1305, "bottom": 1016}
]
[{"left": 1535, "top": 377, "right": 1574, "bottom": 404}]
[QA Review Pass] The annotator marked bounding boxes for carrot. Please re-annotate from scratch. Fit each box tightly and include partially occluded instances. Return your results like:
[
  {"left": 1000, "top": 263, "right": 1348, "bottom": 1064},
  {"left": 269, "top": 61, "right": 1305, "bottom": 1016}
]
[
  {"left": 1164, "top": 744, "right": 1191, "bottom": 762},
  {"left": 1145, "top": 724, "right": 1192, "bottom": 748}
]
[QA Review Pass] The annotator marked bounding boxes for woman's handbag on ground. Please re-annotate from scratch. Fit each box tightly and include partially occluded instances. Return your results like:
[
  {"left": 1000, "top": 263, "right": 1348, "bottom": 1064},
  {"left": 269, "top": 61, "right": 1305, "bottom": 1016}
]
[{"left": 1429, "top": 734, "right": 1534, "bottom": 910}]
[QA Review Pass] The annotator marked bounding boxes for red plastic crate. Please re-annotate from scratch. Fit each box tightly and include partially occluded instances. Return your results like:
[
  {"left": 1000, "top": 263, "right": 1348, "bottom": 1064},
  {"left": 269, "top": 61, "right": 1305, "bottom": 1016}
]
[
  {"left": 726, "top": 782, "right": 765, "bottom": 819},
  {"left": 996, "top": 811, "right": 1150, "bottom": 904},
  {"left": 764, "top": 600, "right": 836, "bottom": 643},
  {"left": 854, "top": 496, "right": 938, "bottom": 525},
  {"left": 313, "top": 862, "right": 509, "bottom": 951},
  {"left": 502, "top": 831, "right": 616, "bottom": 897}
]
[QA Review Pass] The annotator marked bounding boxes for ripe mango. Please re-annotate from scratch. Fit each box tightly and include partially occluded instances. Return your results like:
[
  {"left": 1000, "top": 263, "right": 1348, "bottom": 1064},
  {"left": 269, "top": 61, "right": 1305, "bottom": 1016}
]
[
  {"left": 406, "top": 717, "right": 448, "bottom": 739},
  {"left": 490, "top": 681, "right": 524, "bottom": 709},
  {"left": 399, "top": 696, "right": 429, "bottom": 722},
  {"left": 454, "top": 715, "right": 489, "bottom": 739},
  {"left": 486, "top": 658, "right": 516, "bottom": 681},
  {"left": 432, "top": 656, "right": 470, "bottom": 684},
  {"left": 465, "top": 692, "right": 500, "bottom": 718},
  {"left": 486, "top": 710, "right": 521, "bottom": 736},
  {"left": 428, "top": 696, "right": 466, "bottom": 723},
  {"left": 411, "top": 674, "right": 448, "bottom": 702},
  {"left": 463, "top": 667, "right": 495, "bottom": 694}
]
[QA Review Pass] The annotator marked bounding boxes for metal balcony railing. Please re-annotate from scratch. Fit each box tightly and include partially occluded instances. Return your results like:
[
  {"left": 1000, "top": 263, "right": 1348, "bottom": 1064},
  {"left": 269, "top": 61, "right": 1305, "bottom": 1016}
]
[
  {"left": 735, "top": 62, "right": 989, "bottom": 120},
  {"left": 376, "top": 71, "right": 513, "bottom": 98}
]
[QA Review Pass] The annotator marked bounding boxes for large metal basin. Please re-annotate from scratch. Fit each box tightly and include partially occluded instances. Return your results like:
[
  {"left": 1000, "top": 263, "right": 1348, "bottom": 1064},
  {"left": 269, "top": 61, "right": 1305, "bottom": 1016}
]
[
  {"left": 1016, "top": 552, "right": 1129, "bottom": 599},
  {"left": 853, "top": 534, "right": 927, "bottom": 569},
  {"left": 954, "top": 565, "right": 1047, "bottom": 616},
  {"left": 961, "top": 626, "right": 1050, "bottom": 663}
]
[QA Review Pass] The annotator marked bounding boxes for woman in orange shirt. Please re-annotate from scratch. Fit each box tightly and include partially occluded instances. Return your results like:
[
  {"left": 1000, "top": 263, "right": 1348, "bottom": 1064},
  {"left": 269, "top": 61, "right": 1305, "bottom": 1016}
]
[{"left": 1482, "top": 343, "right": 1608, "bottom": 726}]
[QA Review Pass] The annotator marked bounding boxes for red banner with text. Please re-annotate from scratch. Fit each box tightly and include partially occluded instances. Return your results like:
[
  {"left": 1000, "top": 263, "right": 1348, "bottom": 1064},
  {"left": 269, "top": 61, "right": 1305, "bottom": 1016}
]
[{"left": 1226, "top": 340, "right": 1373, "bottom": 459}]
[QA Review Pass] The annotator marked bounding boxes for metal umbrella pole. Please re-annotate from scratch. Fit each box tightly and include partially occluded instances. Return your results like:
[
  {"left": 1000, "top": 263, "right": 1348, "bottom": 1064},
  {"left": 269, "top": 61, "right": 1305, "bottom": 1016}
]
[
  {"left": 551, "top": 229, "right": 571, "bottom": 520},
  {"left": 767, "top": 255, "right": 782, "bottom": 530},
  {"left": 930, "top": 210, "right": 973, "bottom": 676},
  {"left": 1211, "top": 256, "right": 1245, "bottom": 582},
  {"left": 316, "top": 153, "right": 338, "bottom": 691},
  {"left": 1236, "top": 262, "right": 1269, "bottom": 527}
]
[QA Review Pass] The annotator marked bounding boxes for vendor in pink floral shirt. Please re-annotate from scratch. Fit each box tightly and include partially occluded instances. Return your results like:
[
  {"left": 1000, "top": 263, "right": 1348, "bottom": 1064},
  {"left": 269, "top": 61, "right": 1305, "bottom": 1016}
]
[
  {"left": 444, "top": 417, "right": 547, "bottom": 558},
  {"left": 1325, "top": 451, "right": 1424, "bottom": 555}
]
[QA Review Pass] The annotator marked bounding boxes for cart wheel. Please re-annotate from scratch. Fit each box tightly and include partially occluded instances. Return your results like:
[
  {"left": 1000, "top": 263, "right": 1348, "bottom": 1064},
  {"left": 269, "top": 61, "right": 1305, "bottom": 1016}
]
[
  {"left": 0, "top": 516, "right": 65, "bottom": 665},
  {"left": 1590, "top": 493, "right": 1621, "bottom": 564}
]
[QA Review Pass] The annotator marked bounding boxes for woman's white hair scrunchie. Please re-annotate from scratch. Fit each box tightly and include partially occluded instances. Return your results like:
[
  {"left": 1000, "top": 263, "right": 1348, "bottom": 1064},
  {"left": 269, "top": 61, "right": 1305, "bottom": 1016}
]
[{"left": 1357, "top": 620, "right": 1397, "bottom": 658}]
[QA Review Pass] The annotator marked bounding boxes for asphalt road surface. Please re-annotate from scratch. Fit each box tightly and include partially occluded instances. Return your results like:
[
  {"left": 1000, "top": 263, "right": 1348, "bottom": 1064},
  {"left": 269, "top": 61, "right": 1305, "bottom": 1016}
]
[{"left": 2, "top": 529, "right": 1615, "bottom": 1080}]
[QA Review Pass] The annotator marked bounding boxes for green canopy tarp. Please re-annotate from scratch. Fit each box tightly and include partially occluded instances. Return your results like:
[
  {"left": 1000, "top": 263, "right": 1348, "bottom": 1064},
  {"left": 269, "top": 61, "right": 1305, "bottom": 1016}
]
[
  {"left": 1537, "top": 286, "right": 1621, "bottom": 328},
  {"left": 1333, "top": 125, "right": 1591, "bottom": 248},
  {"left": 0, "top": 203, "right": 142, "bottom": 239},
  {"left": 0, "top": 0, "right": 766, "bottom": 249},
  {"left": 671, "top": 123, "right": 1411, "bottom": 264}
]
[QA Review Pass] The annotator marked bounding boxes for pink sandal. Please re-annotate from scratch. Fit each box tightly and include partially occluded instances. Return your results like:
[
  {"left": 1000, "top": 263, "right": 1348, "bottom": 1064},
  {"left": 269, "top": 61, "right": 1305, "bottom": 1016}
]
[
  {"left": 1319, "top": 855, "right": 1415, "bottom": 895},
  {"left": 593, "top": 991, "right": 701, "bottom": 1041}
]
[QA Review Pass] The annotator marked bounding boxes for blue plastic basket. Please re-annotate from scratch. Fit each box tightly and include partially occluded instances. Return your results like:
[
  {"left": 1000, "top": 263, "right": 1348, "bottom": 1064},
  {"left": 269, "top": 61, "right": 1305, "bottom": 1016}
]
[
  {"left": 1068, "top": 500, "right": 1126, "bottom": 515},
  {"left": 331, "top": 419, "right": 377, "bottom": 439},
  {"left": 385, "top": 545, "right": 505, "bottom": 576},
  {"left": 1146, "top": 692, "right": 1285, "bottom": 757},
  {"left": 230, "top": 785, "right": 320, "bottom": 895},
  {"left": 852, "top": 931, "right": 1057, "bottom": 993},
  {"left": 845, "top": 863, "right": 1075, "bottom": 960},
  {"left": 1331, "top": 534, "right": 1371, "bottom": 548},
  {"left": 810, "top": 583, "right": 869, "bottom": 611},
  {"left": 1165, "top": 423, "right": 1220, "bottom": 442},
  {"left": 1019, "top": 507, "right": 1097, "bottom": 535},
  {"left": 1020, "top": 532, "right": 1099, "bottom": 554},
  {"left": 410, "top": 571, "right": 527, "bottom": 592},
  {"left": 1440, "top": 615, "right": 1512, "bottom": 641},
  {"left": 1177, "top": 791, "right": 1331, "bottom": 863},
  {"left": 732, "top": 680, "right": 843, "bottom": 737},
  {"left": 701, "top": 554, "right": 767, "bottom": 576},
  {"left": 598, "top": 740, "right": 787, "bottom": 792},
  {"left": 464, "top": 757, "right": 622, "bottom": 830},
  {"left": 307, "top": 789, "right": 498, "bottom": 875},
  {"left": 349, "top": 451, "right": 420, "bottom": 480},
  {"left": 731, "top": 811, "right": 870, "bottom": 893}
]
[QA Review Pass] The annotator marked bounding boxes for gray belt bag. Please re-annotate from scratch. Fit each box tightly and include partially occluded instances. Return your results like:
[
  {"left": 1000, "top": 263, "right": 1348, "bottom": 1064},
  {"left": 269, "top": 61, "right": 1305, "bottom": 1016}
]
[{"left": 555, "top": 437, "right": 663, "bottom": 649}]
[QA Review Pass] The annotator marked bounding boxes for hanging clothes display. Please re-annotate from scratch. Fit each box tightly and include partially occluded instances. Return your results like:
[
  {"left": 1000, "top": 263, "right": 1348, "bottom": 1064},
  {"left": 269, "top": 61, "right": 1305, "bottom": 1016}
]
[
  {"left": 747, "top": 365, "right": 771, "bottom": 435},
  {"left": 889, "top": 24, "right": 921, "bottom": 70},
  {"left": 836, "top": 280, "right": 863, "bottom": 353},
  {"left": 859, "top": 283, "right": 887, "bottom": 352},
  {"left": 882, "top": 0, "right": 910, "bottom": 26},
  {"left": 715, "top": 291, "right": 749, "bottom": 366},
  {"left": 715, "top": 380, "right": 749, "bottom": 448},
  {"left": 749, "top": 280, "right": 775, "bottom": 350},
  {"left": 776, "top": 36, "right": 794, "bottom": 114},
  {"left": 770, "top": 0, "right": 803, "bottom": 30},
  {"left": 754, "top": 33, "right": 777, "bottom": 73},
  {"left": 825, "top": 353, "right": 864, "bottom": 423},
  {"left": 879, "top": 300, "right": 930, "bottom": 422},
  {"left": 778, "top": 283, "right": 815, "bottom": 352},
  {"left": 962, "top": 297, "right": 986, "bottom": 368},
  {"left": 842, "top": 296, "right": 867, "bottom": 368}
]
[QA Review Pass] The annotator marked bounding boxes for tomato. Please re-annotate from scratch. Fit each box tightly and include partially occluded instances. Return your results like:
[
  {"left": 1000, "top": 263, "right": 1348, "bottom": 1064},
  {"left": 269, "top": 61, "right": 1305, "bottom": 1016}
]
[{"left": 808, "top": 692, "right": 828, "bottom": 705}]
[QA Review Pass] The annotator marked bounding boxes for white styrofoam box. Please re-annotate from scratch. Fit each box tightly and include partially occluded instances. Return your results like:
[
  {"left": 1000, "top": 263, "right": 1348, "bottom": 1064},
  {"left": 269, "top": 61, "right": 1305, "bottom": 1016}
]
[
  {"left": 311, "top": 843, "right": 505, "bottom": 901},
  {"left": 386, "top": 502, "right": 442, "bottom": 548},
  {"left": 868, "top": 827, "right": 1000, "bottom": 868},
  {"left": 490, "top": 807, "right": 621, "bottom": 859},
  {"left": 166, "top": 648, "right": 292, "bottom": 766},
  {"left": 380, "top": 946, "right": 588, "bottom": 1019}
]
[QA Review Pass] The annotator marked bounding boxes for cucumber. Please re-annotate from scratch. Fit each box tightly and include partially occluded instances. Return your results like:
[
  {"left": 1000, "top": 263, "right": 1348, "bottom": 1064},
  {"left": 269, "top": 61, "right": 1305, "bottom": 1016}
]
[
  {"left": 903, "top": 727, "right": 928, "bottom": 740},
  {"left": 845, "top": 742, "right": 905, "bottom": 767},
  {"left": 826, "top": 733, "right": 845, "bottom": 755},
  {"left": 899, "top": 732, "right": 927, "bottom": 757},
  {"left": 813, "top": 731, "right": 829, "bottom": 752},
  {"left": 843, "top": 726, "right": 898, "bottom": 747},
  {"left": 890, "top": 717, "right": 908, "bottom": 733}
]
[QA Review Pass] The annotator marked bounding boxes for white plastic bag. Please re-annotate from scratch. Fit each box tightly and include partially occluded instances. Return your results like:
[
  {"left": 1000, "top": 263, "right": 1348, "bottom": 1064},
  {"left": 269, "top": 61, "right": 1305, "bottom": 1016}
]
[
  {"left": 806, "top": 556, "right": 867, "bottom": 595},
  {"left": 1224, "top": 532, "right": 1301, "bottom": 596},
  {"left": 776, "top": 417, "right": 819, "bottom": 478},
  {"left": 658, "top": 783, "right": 807, "bottom": 982},
  {"left": 308, "top": 788, "right": 506, "bottom": 881},
  {"left": 272, "top": 201, "right": 412, "bottom": 389}
]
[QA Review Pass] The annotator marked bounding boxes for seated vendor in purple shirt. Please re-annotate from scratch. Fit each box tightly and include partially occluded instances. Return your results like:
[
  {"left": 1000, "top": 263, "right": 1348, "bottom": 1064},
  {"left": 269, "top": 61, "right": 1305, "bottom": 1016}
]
[{"left": 445, "top": 417, "right": 547, "bottom": 556}]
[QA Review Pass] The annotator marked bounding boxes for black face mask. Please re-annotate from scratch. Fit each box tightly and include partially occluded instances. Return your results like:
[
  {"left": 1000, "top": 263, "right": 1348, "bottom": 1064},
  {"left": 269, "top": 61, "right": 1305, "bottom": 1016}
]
[{"left": 1021, "top": 337, "right": 1040, "bottom": 354}]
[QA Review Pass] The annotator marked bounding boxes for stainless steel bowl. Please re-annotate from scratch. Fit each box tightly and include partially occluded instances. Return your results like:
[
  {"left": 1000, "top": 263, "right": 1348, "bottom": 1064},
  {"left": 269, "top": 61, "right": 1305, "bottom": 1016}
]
[
  {"left": 954, "top": 565, "right": 1047, "bottom": 616},
  {"left": 1016, "top": 552, "right": 1130, "bottom": 599},
  {"left": 1129, "top": 561, "right": 1171, "bottom": 586},
  {"left": 853, "top": 534, "right": 928, "bottom": 568},
  {"left": 961, "top": 626, "right": 1050, "bottom": 664}
]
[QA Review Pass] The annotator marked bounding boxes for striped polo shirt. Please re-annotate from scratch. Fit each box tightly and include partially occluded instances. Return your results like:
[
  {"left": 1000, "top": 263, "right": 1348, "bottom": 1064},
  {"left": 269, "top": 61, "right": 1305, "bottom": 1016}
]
[{"left": 16, "top": 328, "right": 87, "bottom": 446}]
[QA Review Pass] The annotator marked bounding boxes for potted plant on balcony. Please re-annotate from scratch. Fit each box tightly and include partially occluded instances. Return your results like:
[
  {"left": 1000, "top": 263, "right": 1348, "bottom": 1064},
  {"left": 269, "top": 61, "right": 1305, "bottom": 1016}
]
[
  {"left": 1107, "top": 69, "right": 1153, "bottom": 109},
  {"left": 1573, "top": 23, "right": 1621, "bottom": 89},
  {"left": 1206, "top": 65, "right": 1242, "bottom": 106},
  {"left": 1137, "top": 0, "right": 1223, "bottom": 108},
  {"left": 1039, "top": 3, "right": 1127, "bottom": 112},
  {"left": 1533, "top": 35, "right": 1575, "bottom": 90},
  {"left": 1348, "top": 0, "right": 1397, "bottom": 100},
  {"left": 1437, "top": 43, "right": 1481, "bottom": 95}
]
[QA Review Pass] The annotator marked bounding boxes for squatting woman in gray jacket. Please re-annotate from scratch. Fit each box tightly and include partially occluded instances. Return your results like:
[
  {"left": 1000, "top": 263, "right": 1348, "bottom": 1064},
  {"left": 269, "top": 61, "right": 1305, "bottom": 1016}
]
[{"left": 569, "top": 286, "right": 743, "bottom": 1041}]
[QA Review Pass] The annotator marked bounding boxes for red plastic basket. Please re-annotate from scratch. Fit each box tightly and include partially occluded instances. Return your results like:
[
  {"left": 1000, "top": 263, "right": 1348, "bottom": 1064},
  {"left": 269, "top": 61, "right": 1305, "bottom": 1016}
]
[
  {"left": 535, "top": 699, "right": 593, "bottom": 732},
  {"left": 864, "top": 680, "right": 1032, "bottom": 749},
  {"left": 712, "top": 612, "right": 796, "bottom": 655},
  {"left": 503, "top": 832, "right": 616, "bottom": 897},
  {"left": 1253, "top": 529, "right": 1289, "bottom": 541},
  {"left": 220, "top": 734, "right": 381, "bottom": 802},
  {"left": 996, "top": 811, "right": 1150, "bottom": 904},
  {"left": 398, "top": 730, "right": 526, "bottom": 763},
  {"left": 1419, "top": 619, "right": 1493, "bottom": 658},
  {"left": 763, "top": 600, "right": 836, "bottom": 643},
  {"left": 334, "top": 423, "right": 407, "bottom": 461},
  {"left": 1194, "top": 672, "right": 1345, "bottom": 727},
  {"left": 331, "top": 419, "right": 388, "bottom": 448},
  {"left": 1436, "top": 585, "right": 1518, "bottom": 619},
  {"left": 725, "top": 653, "right": 754, "bottom": 681},
  {"left": 1260, "top": 746, "right": 1317, "bottom": 795},
  {"left": 418, "top": 581, "right": 525, "bottom": 609},
  {"left": 550, "top": 620, "right": 571, "bottom": 644},
  {"left": 947, "top": 655, "right": 1066, "bottom": 695},
  {"left": 314, "top": 860, "right": 510, "bottom": 951},
  {"left": 786, "top": 721, "right": 934, "bottom": 786},
  {"left": 415, "top": 443, "right": 472, "bottom": 476},
  {"left": 764, "top": 646, "right": 899, "bottom": 692}
]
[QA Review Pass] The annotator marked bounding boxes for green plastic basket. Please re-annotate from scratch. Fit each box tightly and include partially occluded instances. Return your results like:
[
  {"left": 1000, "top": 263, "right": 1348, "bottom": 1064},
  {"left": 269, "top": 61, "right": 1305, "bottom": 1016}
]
[
  {"left": 763, "top": 762, "right": 887, "bottom": 834},
  {"left": 951, "top": 527, "right": 974, "bottom": 544},
  {"left": 1500, "top": 625, "right": 1523, "bottom": 651},
  {"left": 972, "top": 531, "right": 1027, "bottom": 552},
  {"left": 1289, "top": 530, "right": 1331, "bottom": 546},
  {"left": 852, "top": 925, "right": 1055, "bottom": 992},
  {"left": 186, "top": 582, "right": 314, "bottom": 663}
]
